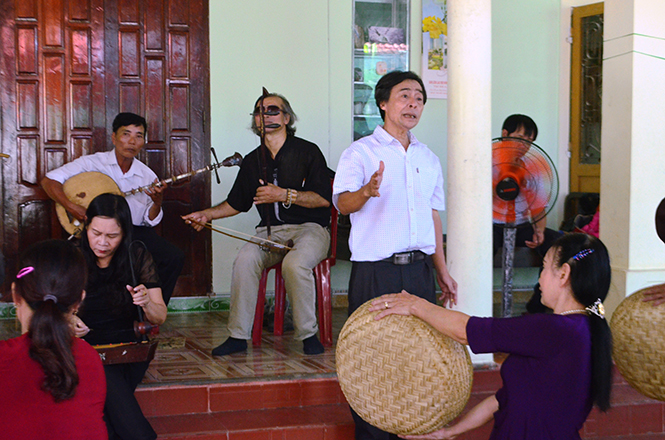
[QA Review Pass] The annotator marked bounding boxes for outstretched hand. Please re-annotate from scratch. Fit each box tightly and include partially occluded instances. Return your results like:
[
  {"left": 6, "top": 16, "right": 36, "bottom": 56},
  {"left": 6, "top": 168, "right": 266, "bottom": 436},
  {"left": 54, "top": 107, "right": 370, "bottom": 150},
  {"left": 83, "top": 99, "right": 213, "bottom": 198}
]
[{"left": 363, "top": 161, "right": 385, "bottom": 198}]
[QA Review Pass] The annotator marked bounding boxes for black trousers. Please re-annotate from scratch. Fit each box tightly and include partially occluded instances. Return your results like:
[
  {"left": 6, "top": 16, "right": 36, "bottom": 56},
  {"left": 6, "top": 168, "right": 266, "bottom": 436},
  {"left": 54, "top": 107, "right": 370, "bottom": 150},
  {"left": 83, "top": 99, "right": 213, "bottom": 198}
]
[
  {"left": 103, "top": 361, "right": 156, "bottom": 440},
  {"left": 348, "top": 257, "right": 437, "bottom": 440},
  {"left": 133, "top": 226, "right": 185, "bottom": 306}
]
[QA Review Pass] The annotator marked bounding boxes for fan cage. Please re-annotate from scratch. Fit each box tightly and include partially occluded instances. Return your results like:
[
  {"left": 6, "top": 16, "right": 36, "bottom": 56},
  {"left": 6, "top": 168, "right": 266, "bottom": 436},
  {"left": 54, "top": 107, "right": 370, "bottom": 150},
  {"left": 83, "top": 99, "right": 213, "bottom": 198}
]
[{"left": 492, "top": 137, "right": 559, "bottom": 229}]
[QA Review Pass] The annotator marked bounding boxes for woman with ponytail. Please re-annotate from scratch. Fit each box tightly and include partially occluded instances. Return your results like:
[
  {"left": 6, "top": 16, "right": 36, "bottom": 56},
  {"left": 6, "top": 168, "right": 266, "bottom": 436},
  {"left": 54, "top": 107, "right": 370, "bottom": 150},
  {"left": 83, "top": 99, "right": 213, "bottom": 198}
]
[
  {"left": 369, "top": 233, "right": 613, "bottom": 440},
  {"left": 0, "top": 239, "right": 106, "bottom": 440}
]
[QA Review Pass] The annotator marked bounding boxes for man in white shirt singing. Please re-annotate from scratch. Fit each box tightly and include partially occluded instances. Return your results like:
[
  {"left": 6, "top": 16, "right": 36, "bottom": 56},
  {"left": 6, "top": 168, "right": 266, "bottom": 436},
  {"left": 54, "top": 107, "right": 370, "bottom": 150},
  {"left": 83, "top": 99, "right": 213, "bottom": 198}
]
[{"left": 333, "top": 70, "right": 458, "bottom": 440}]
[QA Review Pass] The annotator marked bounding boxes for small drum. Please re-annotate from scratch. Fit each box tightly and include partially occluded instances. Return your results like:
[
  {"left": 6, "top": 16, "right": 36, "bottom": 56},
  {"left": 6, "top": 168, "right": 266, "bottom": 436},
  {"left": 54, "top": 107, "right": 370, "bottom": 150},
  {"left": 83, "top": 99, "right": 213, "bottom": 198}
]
[
  {"left": 336, "top": 300, "right": 473, "bottom": 436},
  {"left": 611, "top": 288, "right": 665, "bottom": 401}
]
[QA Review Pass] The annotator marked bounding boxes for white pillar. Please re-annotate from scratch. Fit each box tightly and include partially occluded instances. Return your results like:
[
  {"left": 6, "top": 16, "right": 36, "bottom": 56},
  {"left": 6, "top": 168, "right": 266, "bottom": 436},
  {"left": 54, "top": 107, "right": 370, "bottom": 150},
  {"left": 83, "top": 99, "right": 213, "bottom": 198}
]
[
  {"left": 446, "top": 0, "right": 493, "bottom": 364},
  {"left": 602, "top": 0, "right": 665, "bottom": 316}
]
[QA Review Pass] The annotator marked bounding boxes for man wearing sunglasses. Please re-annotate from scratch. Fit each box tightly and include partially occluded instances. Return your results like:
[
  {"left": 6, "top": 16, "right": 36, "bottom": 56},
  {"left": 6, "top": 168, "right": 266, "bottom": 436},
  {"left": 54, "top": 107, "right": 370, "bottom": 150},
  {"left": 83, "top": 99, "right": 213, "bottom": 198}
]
[{"left": 183, "top": 93, "right": 332, "bottom": 356}]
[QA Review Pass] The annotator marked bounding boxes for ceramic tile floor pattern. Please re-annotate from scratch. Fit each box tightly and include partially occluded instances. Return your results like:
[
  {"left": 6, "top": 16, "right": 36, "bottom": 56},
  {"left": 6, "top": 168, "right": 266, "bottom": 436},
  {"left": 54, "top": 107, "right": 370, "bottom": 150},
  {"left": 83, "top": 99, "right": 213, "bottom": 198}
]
[
  {"left": 0, "top": 292, "right": 525, "bottom": 387},
  {"left": 142, "top": 309, "right": 346, "bottom": 385},
  {"left": 0, "top": 308, "right": 346, "bottom": 386}
]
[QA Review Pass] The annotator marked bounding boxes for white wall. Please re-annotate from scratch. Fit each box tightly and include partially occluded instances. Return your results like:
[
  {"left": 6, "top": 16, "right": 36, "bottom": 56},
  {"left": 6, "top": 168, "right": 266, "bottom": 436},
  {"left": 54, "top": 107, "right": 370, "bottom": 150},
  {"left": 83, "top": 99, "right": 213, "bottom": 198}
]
[
  {"left": 208, "top": 1, "right": 352, "bottom": 292},
  {"left": 208, "top": 0, "right": 566, "bottom": 296}
]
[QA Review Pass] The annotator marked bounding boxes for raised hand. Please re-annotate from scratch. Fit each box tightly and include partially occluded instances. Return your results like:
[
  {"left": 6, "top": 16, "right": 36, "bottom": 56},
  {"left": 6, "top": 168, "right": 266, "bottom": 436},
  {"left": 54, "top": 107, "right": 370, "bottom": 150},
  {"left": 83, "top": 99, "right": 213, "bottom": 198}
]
[{"left": 364, "top": 161, "right": 385, "bottom": 198}]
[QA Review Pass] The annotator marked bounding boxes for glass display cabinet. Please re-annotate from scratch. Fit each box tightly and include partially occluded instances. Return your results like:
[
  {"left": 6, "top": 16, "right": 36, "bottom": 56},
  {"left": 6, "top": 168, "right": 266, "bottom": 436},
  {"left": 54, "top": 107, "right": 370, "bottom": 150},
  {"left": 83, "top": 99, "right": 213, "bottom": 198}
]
[{"left": 353, "top": 0, "right": 409, "bottom": 140}]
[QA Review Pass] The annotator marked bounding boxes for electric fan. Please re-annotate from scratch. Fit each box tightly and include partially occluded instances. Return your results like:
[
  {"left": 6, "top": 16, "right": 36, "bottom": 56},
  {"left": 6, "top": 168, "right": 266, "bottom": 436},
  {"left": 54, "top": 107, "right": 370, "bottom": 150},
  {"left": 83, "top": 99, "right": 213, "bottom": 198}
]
[{"left": 492, "top": 137, "right": 559, "bottom": 317}]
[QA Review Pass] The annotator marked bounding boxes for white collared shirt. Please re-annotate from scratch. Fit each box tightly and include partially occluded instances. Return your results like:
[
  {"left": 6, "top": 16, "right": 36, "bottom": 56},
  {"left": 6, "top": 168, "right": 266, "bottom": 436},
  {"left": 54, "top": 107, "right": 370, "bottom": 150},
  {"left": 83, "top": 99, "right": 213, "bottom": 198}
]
[
  {"left": 333, "top": 126, "right": 445, "bottom": 262},
  {"left": 45, "top": 150, "right": 163, "bottom": 227}
]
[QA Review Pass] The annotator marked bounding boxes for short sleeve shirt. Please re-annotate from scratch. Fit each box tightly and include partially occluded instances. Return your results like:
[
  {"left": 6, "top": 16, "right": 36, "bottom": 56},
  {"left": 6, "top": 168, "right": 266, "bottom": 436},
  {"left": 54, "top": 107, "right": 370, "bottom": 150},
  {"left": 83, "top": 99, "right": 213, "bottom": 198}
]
[
  {"left": 333, "top": 126, "right": 445, "bottom": 261},
  {"left": 45, "top": 150, "right": 162, "bottom": 227},
  {"left": 226, "top": 136, "right": 331, "bottom": 227}
]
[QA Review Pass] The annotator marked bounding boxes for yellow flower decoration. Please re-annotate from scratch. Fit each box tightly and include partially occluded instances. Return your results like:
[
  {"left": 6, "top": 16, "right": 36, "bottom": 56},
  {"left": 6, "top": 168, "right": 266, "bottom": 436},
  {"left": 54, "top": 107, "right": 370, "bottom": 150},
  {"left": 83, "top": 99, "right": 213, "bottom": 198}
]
[{"left": 422, "top": 16, "right": 447, "bottom": 39}]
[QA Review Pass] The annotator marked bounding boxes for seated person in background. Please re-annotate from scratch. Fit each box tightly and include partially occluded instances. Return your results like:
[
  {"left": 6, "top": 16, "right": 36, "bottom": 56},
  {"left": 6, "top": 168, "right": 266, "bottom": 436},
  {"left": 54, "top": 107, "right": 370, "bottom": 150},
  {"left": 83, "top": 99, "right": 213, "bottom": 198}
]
[
  {"left": 41, "top": 112, "right": 184, "bottom": 305},
  {"left": 71, "top": 193, "right": 167, "bottom": 440},
  {"left": 577, "top": 207, "right": 600, "bottom": 238},
  {"left": 493, "top": 114, "right": 562, "bottom": 257},
  {"left": 183, "top": 92, "right": 331, "bottom": 356},
  {"left": 495, "top": 114, "right": 562, "bottom": 314},
  {"left": 0, "top": 239, "right": 106, "bottom": 440}
]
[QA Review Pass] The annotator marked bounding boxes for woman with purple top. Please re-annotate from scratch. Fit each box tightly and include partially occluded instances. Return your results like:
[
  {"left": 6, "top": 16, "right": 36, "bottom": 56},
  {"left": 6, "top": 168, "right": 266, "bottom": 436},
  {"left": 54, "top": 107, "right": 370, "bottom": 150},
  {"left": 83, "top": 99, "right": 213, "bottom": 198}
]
[{"left": 370, "top": 233, "right": 613, "bottom": 440}]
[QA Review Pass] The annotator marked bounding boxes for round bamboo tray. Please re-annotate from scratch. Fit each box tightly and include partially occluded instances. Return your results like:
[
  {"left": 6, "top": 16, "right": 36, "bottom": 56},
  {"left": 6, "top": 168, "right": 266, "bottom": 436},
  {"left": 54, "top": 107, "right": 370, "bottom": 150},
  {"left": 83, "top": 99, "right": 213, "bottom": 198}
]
[
  {"left": 336, "top": 300, "right": 473, "bottom": 435},
  {"left": 611, "top": 288, "right": 665, "bottom": 401}
]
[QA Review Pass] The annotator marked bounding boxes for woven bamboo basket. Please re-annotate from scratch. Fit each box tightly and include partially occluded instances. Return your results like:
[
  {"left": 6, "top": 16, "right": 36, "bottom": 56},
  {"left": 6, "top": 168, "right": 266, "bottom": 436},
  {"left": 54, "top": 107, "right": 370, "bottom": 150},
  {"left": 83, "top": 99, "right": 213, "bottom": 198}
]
[
  {"left": 336, "top": 300, "right": 473, "bottom": 435},
  {"left": 611, "top": 288, "right": 665, "bottom": 401}
]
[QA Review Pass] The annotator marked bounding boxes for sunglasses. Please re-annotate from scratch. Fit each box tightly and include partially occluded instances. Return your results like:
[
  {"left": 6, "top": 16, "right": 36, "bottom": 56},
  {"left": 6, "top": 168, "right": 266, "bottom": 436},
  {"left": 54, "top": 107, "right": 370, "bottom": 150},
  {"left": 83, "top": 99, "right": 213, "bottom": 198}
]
[{"left": 251, "top": 105, "right": 284, "bottom": 116}]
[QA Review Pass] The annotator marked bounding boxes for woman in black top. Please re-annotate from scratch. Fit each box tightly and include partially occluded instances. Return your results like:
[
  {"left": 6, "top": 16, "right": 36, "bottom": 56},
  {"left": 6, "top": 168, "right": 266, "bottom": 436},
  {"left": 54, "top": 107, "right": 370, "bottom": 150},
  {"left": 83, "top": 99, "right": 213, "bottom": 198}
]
[{"left": 72, "top": 193, "right": 167, "bottom": 440}]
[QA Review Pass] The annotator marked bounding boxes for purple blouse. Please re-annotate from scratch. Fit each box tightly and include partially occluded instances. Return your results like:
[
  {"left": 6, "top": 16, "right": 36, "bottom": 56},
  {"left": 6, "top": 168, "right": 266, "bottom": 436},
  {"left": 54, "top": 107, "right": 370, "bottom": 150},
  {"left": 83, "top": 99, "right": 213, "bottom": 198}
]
[{"left": 467, "top": 314, "right": 592, "bottom": 440}]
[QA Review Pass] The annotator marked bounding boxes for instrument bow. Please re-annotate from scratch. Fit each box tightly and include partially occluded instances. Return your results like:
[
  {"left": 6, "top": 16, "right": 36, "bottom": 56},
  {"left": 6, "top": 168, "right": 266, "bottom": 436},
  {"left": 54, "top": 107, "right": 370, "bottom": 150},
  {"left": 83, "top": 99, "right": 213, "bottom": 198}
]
[{"left": 185, "top": 219, "right": 293, "bottom": 255}]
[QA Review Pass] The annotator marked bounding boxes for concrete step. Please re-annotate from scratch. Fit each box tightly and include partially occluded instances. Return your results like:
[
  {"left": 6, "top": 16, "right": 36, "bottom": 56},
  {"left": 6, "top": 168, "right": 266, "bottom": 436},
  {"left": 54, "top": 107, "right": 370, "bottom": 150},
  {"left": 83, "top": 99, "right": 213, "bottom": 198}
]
[{"left": 136, "top": 369, "right": 665, "bottom": 439}]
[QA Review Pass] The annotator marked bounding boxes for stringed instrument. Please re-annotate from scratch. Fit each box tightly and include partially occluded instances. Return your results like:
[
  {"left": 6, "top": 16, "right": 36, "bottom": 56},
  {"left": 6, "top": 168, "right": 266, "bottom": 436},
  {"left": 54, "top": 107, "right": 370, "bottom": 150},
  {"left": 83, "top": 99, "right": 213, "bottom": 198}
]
[
  {"left": 55, "top": 152, "right": 242, "bottom": 236},
  {"left": 94, "top": 243, "right": 162, "bottom": 366},
  {"left": 94, "top": 340, "right": 159, "bottom": 365}
]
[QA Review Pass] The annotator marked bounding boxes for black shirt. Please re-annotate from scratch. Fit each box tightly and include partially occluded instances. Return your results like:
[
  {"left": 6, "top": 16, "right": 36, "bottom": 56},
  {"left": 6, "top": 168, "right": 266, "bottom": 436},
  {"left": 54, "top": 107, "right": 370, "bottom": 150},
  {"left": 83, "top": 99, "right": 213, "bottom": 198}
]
[
  {"left": 79, "top": 246, "right": 160, "bottom": 346},
  {"left": 227, "top": 136, "right": 331, "bottom": 227}
]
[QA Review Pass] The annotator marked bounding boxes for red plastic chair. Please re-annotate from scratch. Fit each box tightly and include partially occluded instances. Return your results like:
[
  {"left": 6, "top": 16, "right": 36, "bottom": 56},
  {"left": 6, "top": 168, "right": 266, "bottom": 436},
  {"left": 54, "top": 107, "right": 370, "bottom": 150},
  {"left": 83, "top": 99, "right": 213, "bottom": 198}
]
[{"left": 252, "top": 201, "right": 338, "bottom": 347}]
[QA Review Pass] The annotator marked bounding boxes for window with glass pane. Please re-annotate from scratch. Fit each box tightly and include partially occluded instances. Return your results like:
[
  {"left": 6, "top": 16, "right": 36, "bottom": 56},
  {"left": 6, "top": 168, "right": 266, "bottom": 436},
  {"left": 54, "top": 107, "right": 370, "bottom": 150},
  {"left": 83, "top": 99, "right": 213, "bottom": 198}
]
[{"left": 353, "top": 0, "right": 409, "bottom": 140}]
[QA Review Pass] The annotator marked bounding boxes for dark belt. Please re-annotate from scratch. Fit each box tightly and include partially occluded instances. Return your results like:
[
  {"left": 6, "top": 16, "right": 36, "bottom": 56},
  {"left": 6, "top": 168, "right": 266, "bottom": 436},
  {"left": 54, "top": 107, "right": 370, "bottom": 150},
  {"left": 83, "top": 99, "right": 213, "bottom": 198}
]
[{"left": 380, "top": 250, "right": 427, "bottom": 265}]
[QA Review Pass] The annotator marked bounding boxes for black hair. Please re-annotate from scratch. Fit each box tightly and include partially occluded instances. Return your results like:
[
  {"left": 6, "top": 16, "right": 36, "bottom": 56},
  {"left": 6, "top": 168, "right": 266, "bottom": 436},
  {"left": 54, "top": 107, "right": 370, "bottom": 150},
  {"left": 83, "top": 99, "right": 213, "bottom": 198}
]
[
  {"left": 13, "top": 239, "right": 87, "bottom": 402},
  {"left": 112, "top": 112, "right": 148, "bottom": 134},
  {"left": 79, "top": 193, "right": 134, "bottom": 304},
  {"left": 550, "top": 233, "right": 612, "bottom": 411},
  {"left": 250, "top": 93, "right": 298, "bottom": 136},
  {"left": 374, "top": 71, "right": 427, "bottom": 121},
  {"left": 502, "top": 114, "right": 538, "bottom": 141}
]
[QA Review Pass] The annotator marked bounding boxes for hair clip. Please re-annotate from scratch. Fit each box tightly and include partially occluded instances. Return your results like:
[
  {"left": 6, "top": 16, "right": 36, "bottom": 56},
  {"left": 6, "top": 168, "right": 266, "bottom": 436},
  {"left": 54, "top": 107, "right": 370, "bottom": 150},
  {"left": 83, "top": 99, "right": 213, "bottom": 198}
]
[
  {"left": 16, "top": 266, "right": 35, "bottom": 279},
  {"left": 572, "top": 248, "right": 594, "bottom": 261},
  {"left": 586, "top": 298, "right": 605, "bottom": 319},
  {"left": 43, "top": 294, "right": 58, "bottom": 304}
]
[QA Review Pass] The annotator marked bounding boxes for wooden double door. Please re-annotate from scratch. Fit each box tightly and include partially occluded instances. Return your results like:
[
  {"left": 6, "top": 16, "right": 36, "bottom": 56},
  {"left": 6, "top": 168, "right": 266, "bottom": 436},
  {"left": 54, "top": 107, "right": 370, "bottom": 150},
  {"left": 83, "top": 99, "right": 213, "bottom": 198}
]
[{"left": 0, "top": 0, "right": 211, "bottom": 298}]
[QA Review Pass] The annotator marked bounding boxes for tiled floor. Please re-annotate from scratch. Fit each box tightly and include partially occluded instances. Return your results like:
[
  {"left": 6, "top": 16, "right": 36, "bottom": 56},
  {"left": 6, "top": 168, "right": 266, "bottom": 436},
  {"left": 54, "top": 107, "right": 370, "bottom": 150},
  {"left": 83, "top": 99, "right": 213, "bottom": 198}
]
[
  {"left": 0, "top": 307, "right": 346, "bottom": 386},
  {"left": 141, "top": 309, "right": 346, "bottom": 386},
  {"left": 0, "top": 291, "right": 528, "bottom": 387}
]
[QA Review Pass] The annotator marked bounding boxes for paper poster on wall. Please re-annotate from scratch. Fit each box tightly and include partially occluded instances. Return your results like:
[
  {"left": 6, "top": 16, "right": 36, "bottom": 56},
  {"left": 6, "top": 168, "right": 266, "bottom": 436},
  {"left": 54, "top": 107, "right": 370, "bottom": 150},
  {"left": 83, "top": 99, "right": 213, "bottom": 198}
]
[{"left": 422, "top": 0, "right": 448, "bottom": 99}]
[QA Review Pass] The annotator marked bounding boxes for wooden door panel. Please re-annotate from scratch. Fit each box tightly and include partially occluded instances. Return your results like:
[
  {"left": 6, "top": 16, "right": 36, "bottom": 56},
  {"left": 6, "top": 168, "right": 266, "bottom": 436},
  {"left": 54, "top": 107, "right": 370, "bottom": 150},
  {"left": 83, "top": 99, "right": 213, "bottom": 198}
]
[
  {"left": 106, "top": 0, "right": 211, "bottom": 297},
  {"left": 570, "top": 3, "right": 603, "bottom": 193},
  {"left": 2, "top": 0, "right": 211, "bottom": 298}
]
